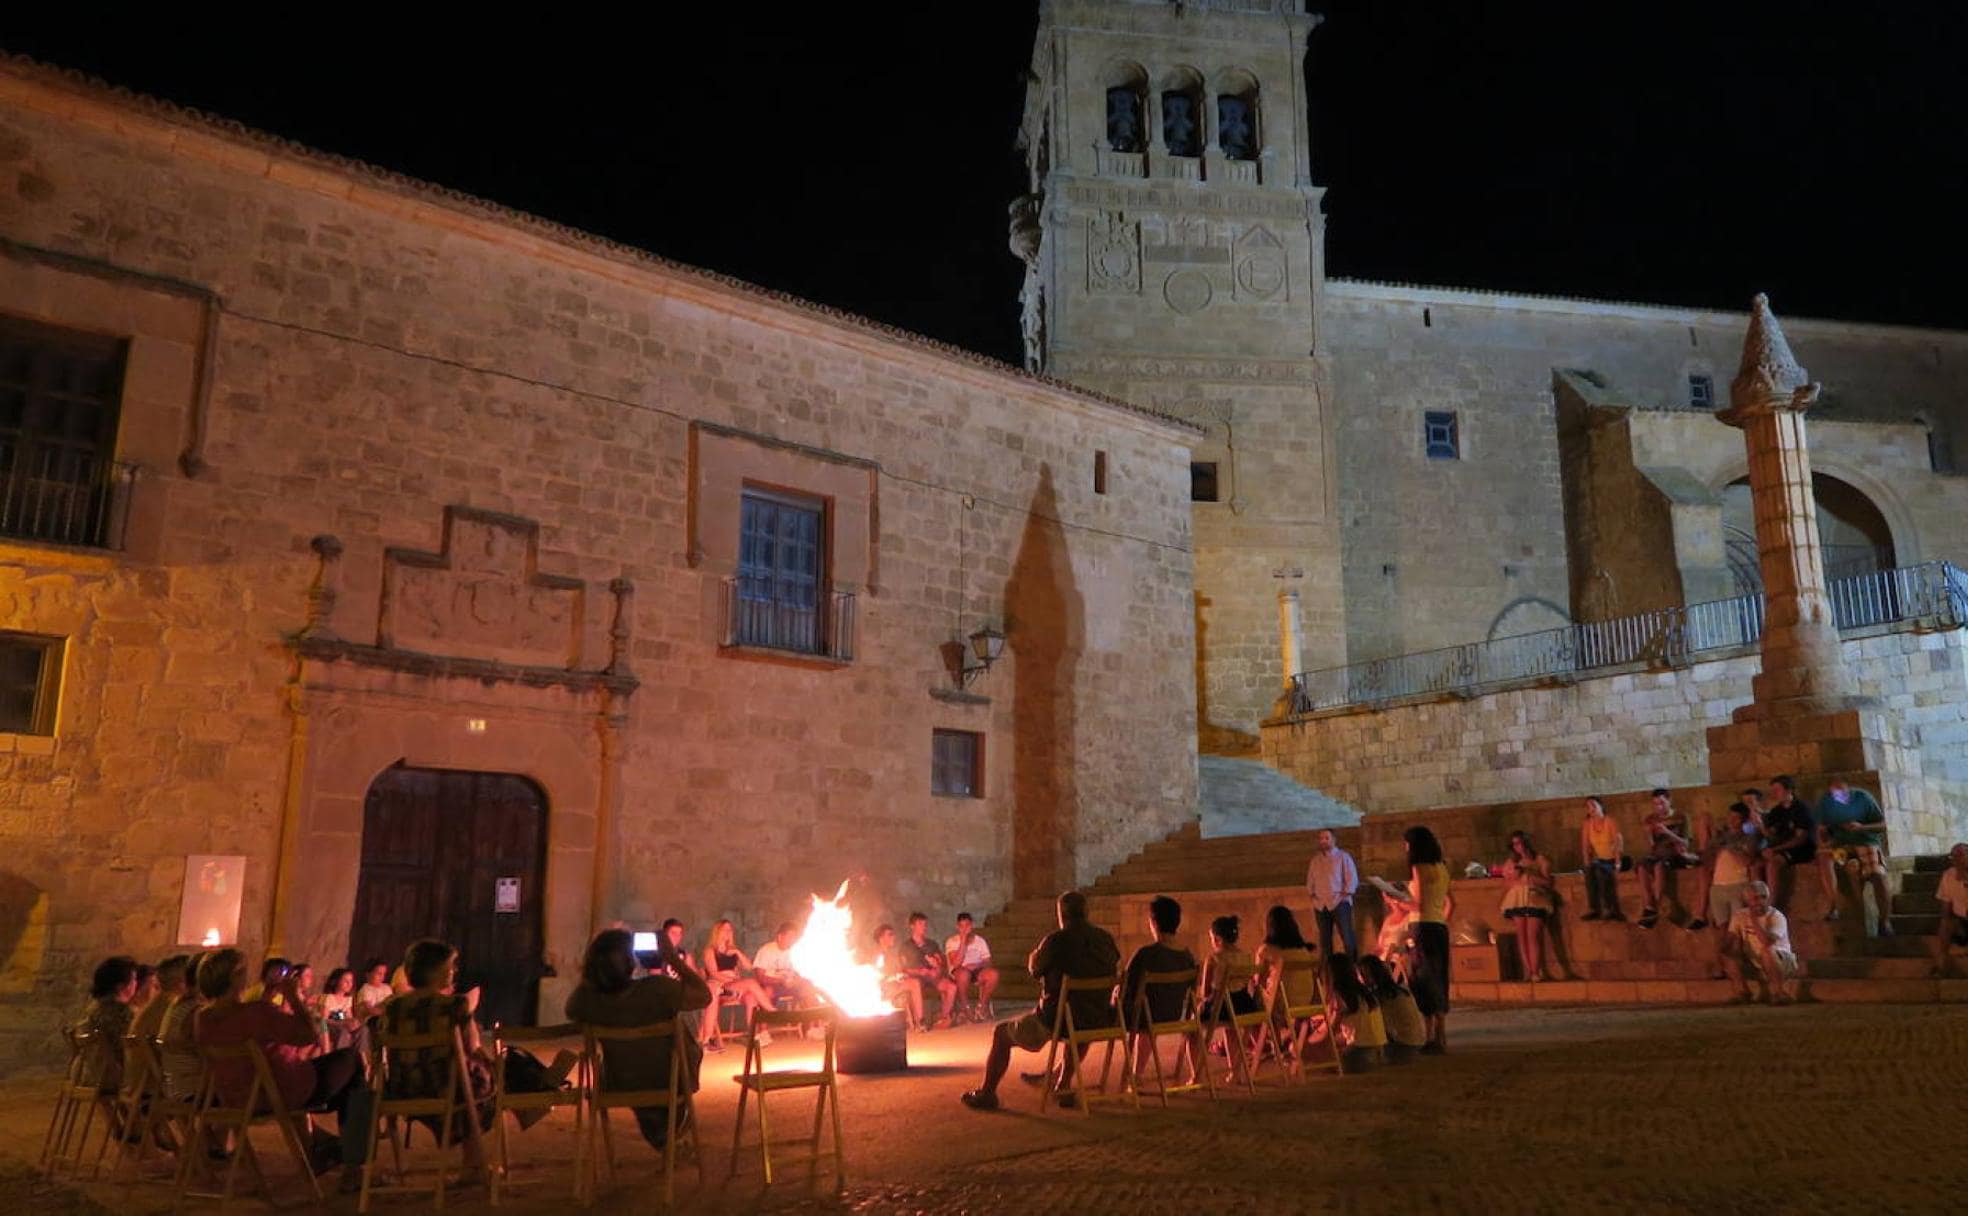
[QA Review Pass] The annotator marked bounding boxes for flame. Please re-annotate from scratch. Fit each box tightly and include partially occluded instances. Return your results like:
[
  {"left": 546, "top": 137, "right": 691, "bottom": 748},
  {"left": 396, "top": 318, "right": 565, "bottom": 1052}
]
[
  {"left": 787, "top": 879, "right": 892, "bottom": 1018},
  {"left": 201, "top": 928, "right": 221, "bottom": 947}
]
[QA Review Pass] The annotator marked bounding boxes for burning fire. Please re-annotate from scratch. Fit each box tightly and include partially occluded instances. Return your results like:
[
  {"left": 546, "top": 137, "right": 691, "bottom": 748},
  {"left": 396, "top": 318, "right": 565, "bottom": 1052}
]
[{"left": 787, "top": 879, "right": 891, "bottom": 1018}]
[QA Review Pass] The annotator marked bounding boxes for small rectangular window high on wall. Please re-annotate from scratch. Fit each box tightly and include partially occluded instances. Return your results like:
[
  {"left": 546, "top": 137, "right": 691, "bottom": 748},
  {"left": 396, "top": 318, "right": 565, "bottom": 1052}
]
[
  {"left": 1093, "top": 450, "right": 1108, "bottom": 495},
  {"left": 0, "top": 632, "right": 62, "bottom": 735},
  {"left": 931, "top": 729, "right": 983, "bottom": 798},
  {"left": 1423, "top": 411, "right": 1459, "bottom": 461},
  {"left": 1190, "top": 461, "right": 1220, "bottom": 502},
  {"left": 1688, "top": 374, "right": 1714, "bottom": 409}
]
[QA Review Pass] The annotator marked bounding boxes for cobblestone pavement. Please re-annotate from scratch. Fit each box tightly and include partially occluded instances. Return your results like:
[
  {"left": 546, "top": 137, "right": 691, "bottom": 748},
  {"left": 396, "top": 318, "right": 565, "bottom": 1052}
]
[{"left": 3, "top": 1004, "right": 1962, "bottom": 1213}]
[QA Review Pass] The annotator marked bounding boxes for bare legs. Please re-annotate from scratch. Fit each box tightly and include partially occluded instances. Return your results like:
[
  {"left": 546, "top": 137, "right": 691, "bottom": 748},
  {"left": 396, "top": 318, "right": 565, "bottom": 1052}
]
[{"left": 1513, "top": 917, "right": 1545, "bottom": 981}]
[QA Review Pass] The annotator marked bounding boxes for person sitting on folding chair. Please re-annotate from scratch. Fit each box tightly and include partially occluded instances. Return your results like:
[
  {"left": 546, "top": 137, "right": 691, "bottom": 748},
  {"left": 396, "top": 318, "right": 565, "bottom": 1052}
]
[
  {"left": 379, "top": 940, "right": 578, "bottom": 1178},
  {"left": 70, "top": 957, "right": 141, "bottom": 1096},
  {"left": 193, "top": 948, "right": 369, "bottom": 1186},
  {"left": 959, "top": 890, "right": 1119, "bottom": 1111},
  {"left": 566, "top": 928, "right": 712, "bottom": 1150},
  {"left": 1120, "top": 896, "right": 1197, "bottom": 1080}
]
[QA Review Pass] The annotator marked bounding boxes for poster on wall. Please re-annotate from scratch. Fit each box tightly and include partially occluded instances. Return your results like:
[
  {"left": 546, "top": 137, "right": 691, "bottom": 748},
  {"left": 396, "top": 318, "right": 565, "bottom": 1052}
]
[
  {"left": 176, "top": 855, "right": 247, "bottom": 947},
  {"left": 495, "top": 876, "right": 521, "bottom": 914}
]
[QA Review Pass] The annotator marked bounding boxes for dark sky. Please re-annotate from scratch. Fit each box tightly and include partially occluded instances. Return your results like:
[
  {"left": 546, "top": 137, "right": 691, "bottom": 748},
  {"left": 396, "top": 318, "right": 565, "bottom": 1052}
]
[{"left": 6, "top": 3, "right": 1966, "bottom": 364}]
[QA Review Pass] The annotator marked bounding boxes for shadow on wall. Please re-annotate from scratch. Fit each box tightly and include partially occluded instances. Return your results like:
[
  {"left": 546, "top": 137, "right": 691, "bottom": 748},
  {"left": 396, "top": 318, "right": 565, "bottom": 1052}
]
[
  {"left": 1006, "top": 464, "right": 1083, "bottom": 899},
  {"left": 0, "top": 872, "right": 50, "bottom": 994}
]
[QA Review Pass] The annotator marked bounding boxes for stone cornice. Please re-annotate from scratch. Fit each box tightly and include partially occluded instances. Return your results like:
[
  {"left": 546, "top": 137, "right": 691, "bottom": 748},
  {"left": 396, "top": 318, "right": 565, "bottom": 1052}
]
[
  {"left": 292, "top": 636, "right": 639, "bottom": 696},
  {"left": 1049, "top": 351, "right": 1318, "bottom": 382},
  {"left": 1058, "top": 178, "right": 1317, "bottom": 220}
]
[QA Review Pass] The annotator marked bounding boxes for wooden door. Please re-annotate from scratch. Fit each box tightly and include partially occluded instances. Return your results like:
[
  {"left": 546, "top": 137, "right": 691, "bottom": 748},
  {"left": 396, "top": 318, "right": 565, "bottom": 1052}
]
[{"left": 349, "top": 765, "right": 548, "bottom": 1028}]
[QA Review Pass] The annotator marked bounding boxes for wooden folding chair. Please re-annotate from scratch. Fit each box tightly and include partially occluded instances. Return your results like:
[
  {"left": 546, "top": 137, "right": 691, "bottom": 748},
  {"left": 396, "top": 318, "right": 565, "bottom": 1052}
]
[
  {"left": 580, "top": 1018, "right": 701, "bottom": 1206},
  {"left": 175, "top": 1040, "right": 325, "bottom": 1208},
  {"left": 1273, "top": 957, "right": 1345, "bottom": 1082},
  {"left": 1127, "top": 968, "right": 1215, "bottom": 1106},
  {"left": 100, "top": 1034, "right": 170, "bottom": 1178},
  {"left": 1038, "top": 974, "right": 1137, "bottom": 1116},
  {"left": 359, "top": 1023, "right": 483, "bottom": 1213},
  {"left": 1201, "top": 961, "right": 1287, "bottom": 1095},
  {"left": 488, "top": 1023, "right": 583, "bottom": 1206},
  {"left": 730, "top": 1006, "right": 842, "bottom": 1186},
  {"left": 40, "top": 1027, "right": 109, "bottom": 1176}
]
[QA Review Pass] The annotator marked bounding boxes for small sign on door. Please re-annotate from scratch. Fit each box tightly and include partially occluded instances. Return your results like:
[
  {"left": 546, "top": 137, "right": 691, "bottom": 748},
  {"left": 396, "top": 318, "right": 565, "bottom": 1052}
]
[{"left": 495, "top": 876, "right": 521, "bottom": 914}]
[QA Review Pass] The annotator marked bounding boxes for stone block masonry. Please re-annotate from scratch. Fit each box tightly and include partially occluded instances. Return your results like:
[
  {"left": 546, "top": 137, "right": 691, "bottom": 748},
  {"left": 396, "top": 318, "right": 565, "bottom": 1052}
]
[
  {"left": 1262, "top": 624, "right": 1968, "bottom": 852},
  {"left": 0, "top": 62, "right": 1199, "bottom": 1071}
]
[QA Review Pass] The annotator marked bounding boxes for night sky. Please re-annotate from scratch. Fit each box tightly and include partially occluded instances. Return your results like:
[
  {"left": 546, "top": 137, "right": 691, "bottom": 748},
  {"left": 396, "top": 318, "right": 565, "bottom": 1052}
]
[{"left": 5, "top": 3, "right": 1966, "bottom": 364}]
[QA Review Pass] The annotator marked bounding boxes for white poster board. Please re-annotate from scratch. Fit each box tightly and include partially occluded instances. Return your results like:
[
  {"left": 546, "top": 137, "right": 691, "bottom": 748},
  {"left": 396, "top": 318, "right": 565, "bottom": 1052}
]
[{"left": 176, "top": 855, "right": 247, "bottom": 947}]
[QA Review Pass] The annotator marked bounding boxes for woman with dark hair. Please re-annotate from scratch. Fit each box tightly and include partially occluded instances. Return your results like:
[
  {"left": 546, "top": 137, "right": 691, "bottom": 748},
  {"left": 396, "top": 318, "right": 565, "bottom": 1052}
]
[
  {"left": 1404, "top": 824, "right": 1452, "bottom": 1054},
  {"left": 1323, "top": 953, "right": 1385, "bottom": 1072},
  {"left": 1500, "top": 831, "right": 1556, "bottom": 982},
  {"left": 1359, "top": 954, "right": 1425, "bottom": 1064},
  {"left": 1254, "top": 905, "right": 1317, "bottom": 1042},
  {"left": 377, "top": 939, "right": 576, "bottom": 1171},
  {"left": 1198, "top": 912, "right": 1261, "bottom": 1061},
  {"left": 566, "top": 927, "right": 712, "bottom": 1149},
  {"left": 71, "top": 955, "right": 141, "bottom": 1092}
]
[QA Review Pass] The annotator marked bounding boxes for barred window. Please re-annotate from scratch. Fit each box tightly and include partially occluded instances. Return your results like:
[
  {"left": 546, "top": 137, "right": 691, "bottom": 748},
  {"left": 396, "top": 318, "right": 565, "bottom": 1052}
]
[
  {"left": 0, "top": 314, "right": 127, "bottom": 548},
  {"left": 734, "top": 490, "right": 825, "bottom": 654},
  {"left": 0, "top": 632, "right": 62, "bottom": 735},
  {"left": 1424, "top": 410, "right": 1460, "bottom": 461},
  {"left": 1689, "top": 374, "right": 1714, "bottom": 408}
]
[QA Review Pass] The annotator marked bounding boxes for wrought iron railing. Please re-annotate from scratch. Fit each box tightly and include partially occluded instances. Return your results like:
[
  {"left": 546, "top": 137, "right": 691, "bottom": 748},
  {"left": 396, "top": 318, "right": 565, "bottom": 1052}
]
[
  {"left": 720, "top": 577, "right": 855, "bottom": 661},
  {"left": 1285, "top": 561, "right": 1967, "bottom": 716},
  {"left": 0, "top": 448, "right": 137, "bottom": 550}
]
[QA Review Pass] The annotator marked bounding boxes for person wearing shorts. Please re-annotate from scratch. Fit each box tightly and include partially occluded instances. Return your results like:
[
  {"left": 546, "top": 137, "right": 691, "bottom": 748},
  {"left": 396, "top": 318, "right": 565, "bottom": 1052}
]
[
  {"left": 944, "top": 913, "right": 1000, "bottom": 1023},
  {"left": 1816, "top": 778, "right": 1892, "bottom": 934},
  {"left": 959, "top": 891, "right": 1118, "bottom": 1112},
  {"left": 1760, "top": 776, "right": 1817, "bottom": 910},
  {"left": 1635, "top": 788, "right": 1699, "bottom": 928},
  {"left": 1706, "top": 803, "right": 1762, "bottom": 973}
]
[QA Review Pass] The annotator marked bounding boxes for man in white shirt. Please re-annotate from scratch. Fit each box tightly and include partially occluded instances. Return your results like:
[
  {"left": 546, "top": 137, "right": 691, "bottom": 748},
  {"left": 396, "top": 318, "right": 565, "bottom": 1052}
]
[
  {"left": 751, "top": 922, "right": 813, "bottom": 1007},
  {"left": 944, "top": 912, "right": 1000, "bottom": 1022},
  {"left": 1720, "top": 881, "right": 1798, "bottom": 1004},
  {"left": 1305, "top": 829, "right": 1360, "bottom": 957},
  {"left": 1930, "top": 842, "right": 1968, "bottom": 978}
]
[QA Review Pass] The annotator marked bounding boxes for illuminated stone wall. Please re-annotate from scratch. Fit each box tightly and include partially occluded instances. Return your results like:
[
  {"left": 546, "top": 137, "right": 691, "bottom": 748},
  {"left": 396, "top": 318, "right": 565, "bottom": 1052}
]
[{"left": 0, "top": 63, "right": 1198, "bottom": 1068}]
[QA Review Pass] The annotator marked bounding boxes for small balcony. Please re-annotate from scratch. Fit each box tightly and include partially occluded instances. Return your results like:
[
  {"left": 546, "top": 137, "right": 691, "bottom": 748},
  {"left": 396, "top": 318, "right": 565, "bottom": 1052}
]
[
  {"left": 721, "top": 577, "right": 856, "bottom": 662},
  {"left": 1097, "top": 147, "right": 1146, "bottom": 178},
  {"left": 0, "top": 448, "right": 137, "bottom": 551}
]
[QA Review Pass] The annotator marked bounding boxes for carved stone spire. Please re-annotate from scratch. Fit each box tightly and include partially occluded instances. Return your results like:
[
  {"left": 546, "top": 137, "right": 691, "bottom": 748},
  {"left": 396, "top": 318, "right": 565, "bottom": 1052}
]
[{"left": 1723, "top": 293, "right": 1819, "bottom": 420}]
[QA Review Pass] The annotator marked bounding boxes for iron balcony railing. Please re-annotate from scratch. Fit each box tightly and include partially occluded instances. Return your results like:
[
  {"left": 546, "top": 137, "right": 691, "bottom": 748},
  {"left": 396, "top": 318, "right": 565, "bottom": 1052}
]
[
  {"left": 1285, "top": 560, "right": 1968, "bottom": 716},
  {"left": 0, "top": 447, "right": 137, "bottom": 550},
  {"left": 720, "top": 576, "right": 856, "bottom": 661}
]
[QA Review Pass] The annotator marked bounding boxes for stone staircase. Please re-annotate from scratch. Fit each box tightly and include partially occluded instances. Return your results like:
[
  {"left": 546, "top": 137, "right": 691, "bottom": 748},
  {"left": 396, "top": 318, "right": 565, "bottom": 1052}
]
[
  {"left": 976, "top": 823, "right": 1965, "bottom": 1006},
  {"left": 1197, "top": 755, "right": 1362, "bottom": 838}
]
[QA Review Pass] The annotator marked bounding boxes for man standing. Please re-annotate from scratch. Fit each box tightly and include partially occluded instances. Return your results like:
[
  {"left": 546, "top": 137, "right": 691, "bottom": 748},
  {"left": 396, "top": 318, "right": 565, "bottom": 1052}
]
[
  {"left": 1719, "top": 880, "right": 1798, "bottom": 1004},
  {"left": 1929, "top": 843, "right": 1968, "bottom": 979},
  {"left": 1578, "top": 796, "right": 1626, "bottom": 921},
  {"left": 944, "top": 912, "right": 1000, "bottom": 1023},
  {"left": 900, "top": 913, "right": 958, "bottom": 1029},
  {"left": 1760, "top": 776, "right": 1818, "bottom": 912},
  {"left": 1815, "top": 778, "right": 1891, "bottom": 934},
  {"left": 959, "top": 890, "right": 1120, "bottom": 1111},
  {"left": 1306, "top": 828, "right": 1360, "bottom": 957}
]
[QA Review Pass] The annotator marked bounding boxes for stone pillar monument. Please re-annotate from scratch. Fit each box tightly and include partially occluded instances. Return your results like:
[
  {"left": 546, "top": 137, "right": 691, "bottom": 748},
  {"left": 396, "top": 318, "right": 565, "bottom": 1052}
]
[
  {"left": 1704, "top": 296, "right": 1945, "bottom": 851},
  {"left": 1714, "top": 294, "right": 1858, "bottom": 716},
  {"left": 1271, "top": 587, "right": 1304, "bottom": 717}
]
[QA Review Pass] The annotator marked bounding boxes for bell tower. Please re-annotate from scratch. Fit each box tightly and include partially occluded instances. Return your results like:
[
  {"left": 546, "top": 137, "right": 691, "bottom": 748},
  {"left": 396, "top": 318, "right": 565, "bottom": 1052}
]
[{"left": 1014, "top": 0, "right": 1341, "bottom": 747}]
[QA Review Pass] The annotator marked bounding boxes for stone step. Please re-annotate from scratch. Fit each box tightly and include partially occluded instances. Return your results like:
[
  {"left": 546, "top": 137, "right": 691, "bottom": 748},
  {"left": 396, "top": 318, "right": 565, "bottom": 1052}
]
[
  {"left": 1453, "top": 977, "right": 1968, "bottom": 1005},
  {"left": 1197, "top": 755, "right": 1362, "bottom": 839},
  {"left": 1805, "top": 956, "right": 1938, "bottom": 980}
]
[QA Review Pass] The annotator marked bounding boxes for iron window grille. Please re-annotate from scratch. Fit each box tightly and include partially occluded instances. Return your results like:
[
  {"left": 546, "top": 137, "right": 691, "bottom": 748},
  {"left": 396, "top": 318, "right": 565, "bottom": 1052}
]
[
  {"left": 0, "top": 314, "right": 133, "bottom": 550},
  {"left": 725, "top": 489, "right": 854, "bottom": 659}
]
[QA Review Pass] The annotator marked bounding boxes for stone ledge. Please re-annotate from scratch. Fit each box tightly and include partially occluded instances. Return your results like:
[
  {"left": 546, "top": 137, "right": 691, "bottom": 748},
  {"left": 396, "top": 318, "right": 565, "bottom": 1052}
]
[{"left": 293, "top": 636, "right": 639, "bottom": 694}]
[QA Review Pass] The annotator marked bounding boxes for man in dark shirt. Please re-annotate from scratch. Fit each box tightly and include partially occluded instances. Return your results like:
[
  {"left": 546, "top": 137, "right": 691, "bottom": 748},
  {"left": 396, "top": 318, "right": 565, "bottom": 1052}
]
[
  {"left": 898, "top": 913, "right": 958, "bottom": 1028},
  {"left": 960, "top": 890, "right": 1120, "bottom": 1111},
  {"left": 1121, "top": 895, "right": 1198, "bottom": 1079},
  {"left": 1761, "top": 775, "right": 1818, "bottom": 911}
]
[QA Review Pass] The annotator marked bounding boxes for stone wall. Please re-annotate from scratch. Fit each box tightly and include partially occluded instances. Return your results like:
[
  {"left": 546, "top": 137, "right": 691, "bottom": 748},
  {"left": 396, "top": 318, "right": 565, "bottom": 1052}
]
[
  {"left": 1324, "top": 280, "right": 1968, "bottom": 666},
  {"left": 1261, "top": 624, "right": 1968, "bottom": 847},
  {"left": 0, "top": 64, "right": 1199, "bottom": 1068}
]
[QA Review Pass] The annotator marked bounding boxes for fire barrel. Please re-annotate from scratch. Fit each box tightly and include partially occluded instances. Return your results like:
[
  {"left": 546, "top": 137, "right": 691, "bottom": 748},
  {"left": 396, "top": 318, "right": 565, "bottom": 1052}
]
[{"left": 835, "top": 1009, "right": 909, "bottom": 1074}]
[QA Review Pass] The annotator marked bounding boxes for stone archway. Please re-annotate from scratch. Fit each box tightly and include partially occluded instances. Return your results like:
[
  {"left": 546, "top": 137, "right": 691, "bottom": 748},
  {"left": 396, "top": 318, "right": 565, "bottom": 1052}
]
[{"left": 1721, "top": 471, "right": 1898, "bottom": 593}]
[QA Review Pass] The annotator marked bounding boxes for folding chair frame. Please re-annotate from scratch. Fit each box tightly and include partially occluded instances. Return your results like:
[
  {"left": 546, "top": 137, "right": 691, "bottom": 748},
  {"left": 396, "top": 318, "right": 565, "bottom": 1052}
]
[
  {"left": 358, "top": 1023, "right": 483, "bottom": 1213},
  {"left": 1038, "top": 973, "right": 1138, "bottom": 1116},
  {"left": 1127, "top": 968, "right": 1216, "bottom": 1106},
  {"left": 1201, "top": 961, "right": 1288, "bottom": 1095},
  {"left": 578, "top": 1017, "right": 701, "bottom": 1206},
  {"left": 488, "top": 1022, "right": 583, "bottom": 1206},
  {"left": 730, "top": 1005, "right": 843, "bottom": 1187},
  {"left": 1274, "top": 957, "right": 1346, "bottom": 1081},
  {"left": 175, "top": 1039, "right": 325, "bottom": 1209}
]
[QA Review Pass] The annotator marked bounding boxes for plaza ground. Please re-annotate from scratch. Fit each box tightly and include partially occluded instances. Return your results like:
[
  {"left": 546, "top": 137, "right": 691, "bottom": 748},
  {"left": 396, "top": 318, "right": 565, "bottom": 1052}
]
[{"left": 4, "top": 1002, "right": 1965, "bottom": 1214}]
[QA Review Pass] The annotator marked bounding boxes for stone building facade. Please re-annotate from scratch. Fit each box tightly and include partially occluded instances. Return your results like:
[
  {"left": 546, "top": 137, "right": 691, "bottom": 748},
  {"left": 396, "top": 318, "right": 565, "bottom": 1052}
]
[
  {"left": 1022, "top": 1, "right": 1968, "bottom": 743},
  {"left": 0, "top": 59, "right": 1199, "bottom": 1065}
]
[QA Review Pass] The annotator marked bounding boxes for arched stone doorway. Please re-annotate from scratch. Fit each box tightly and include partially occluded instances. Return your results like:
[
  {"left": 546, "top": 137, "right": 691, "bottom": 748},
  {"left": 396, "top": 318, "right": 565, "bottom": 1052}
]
[
  {"left": 349, "top": 765, "right": 549, "bottom": 1028},
  {"left": 1721, "top": 472, "right": 1897, "bottom": 595}
]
